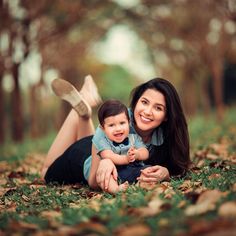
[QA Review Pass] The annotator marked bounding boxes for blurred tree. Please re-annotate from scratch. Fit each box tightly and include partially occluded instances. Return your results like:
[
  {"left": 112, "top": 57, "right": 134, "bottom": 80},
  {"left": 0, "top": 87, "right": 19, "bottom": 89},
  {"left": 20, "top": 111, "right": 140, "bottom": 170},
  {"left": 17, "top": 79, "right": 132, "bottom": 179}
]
[
  {"left": 0, "top": 0, "right": 124, "bottom": 142},
  {"left": 121, "top": 0, "right": 236, "bottom": 120},
  {"left": 2, "top": 0, "right": 236, "bottom": 144},
  {"left": 0, "top": 0, "right": 29, "bottom": 142},
  {"left": 100, "top": 64, "right": 136, "bottom": 103}
]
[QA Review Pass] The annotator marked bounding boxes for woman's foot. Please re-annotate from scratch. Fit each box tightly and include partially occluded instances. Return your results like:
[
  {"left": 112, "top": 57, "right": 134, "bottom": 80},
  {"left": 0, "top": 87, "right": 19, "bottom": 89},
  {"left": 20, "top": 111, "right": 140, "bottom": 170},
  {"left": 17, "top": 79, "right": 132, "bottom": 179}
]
[
  {"left": 80, "top": 75, "right": 102, "bottom": 107},
  {"left": 51, "top": 78, "right": 92, "bottom": 119}
]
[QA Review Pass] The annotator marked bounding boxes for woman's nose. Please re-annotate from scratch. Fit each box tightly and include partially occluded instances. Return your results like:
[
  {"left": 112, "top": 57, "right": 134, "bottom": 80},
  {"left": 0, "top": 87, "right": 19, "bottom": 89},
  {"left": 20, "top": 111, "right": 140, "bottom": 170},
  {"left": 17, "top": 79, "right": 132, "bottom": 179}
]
[{"left": 144, "top": 106, "right": 152, "bottom": 115}]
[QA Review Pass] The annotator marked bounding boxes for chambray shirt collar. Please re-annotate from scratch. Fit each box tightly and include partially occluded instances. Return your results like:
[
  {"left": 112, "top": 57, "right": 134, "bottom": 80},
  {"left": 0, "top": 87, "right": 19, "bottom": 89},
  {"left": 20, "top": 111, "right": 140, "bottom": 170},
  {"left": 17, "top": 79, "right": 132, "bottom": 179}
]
[{"left": 150, "top": 127, "right": 163, "bottom": 146}]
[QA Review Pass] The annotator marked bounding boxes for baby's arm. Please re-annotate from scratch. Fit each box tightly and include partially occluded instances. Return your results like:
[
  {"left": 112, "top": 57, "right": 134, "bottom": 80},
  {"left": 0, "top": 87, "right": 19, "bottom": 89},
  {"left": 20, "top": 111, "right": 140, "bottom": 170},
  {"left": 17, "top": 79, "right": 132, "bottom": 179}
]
[
  {"left": 129, "top": 134, "right": 149, "bottom": 161},
  {"left": 100, "top": 150, "right": 130, "bottom": 165}
]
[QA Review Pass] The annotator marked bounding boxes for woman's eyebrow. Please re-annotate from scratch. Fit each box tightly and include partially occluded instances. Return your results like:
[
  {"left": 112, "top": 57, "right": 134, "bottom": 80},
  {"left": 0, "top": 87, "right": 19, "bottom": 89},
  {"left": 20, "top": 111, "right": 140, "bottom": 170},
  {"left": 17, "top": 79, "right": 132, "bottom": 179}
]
[
  {"left": 141, "top": 96, "right": 166, "bottom": 108},
  {"left": 156, "top": 103, "right": 166, "bottom": 108}
]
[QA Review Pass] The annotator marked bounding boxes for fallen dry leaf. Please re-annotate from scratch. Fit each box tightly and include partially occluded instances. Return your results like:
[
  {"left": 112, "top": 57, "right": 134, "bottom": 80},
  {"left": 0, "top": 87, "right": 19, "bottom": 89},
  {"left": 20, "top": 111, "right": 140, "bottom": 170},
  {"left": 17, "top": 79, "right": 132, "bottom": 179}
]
[
  {"left": 41, "top": 210, "right": 62, "bottom": 228},
  {"left": 218, "top": 201, "right": 236, "bottom": 217},
  {"left": 188, "top": 218, "right": 236, "bottom": 236},
  {"left": 232, "top": 183, "right": 236, "bottom": 192},
  {"left": 137, "top": 197, "right": 164, "bottom": 216},
  {"left": 208, "top": 173, "right": 221, "bottom": 180},
  {"left": 21, "top": 194, "right": 31, "bottom": 202},
  {"left": 0, "top": 161, "right": 12, "bottom": 173},
  {"left": 88, "top": 199, "right": 101, "bottom": 212},
  {"left": 152, "top": 182, "right": 171, "bottom": 194},
  {"left": 185, "top": 189, "right": 227, "bottom": 216},
  {"left": 137, "top": 181, "right": 157, "bottom": 190},
  {"left": 8, "top": 220, "right": 39, "bottom": 231},
  {"left": 115, "top": 224, "right": 151, "bottom": 236},
  {"left": 75, "top": 222, "right": 109, "bottom": 235},
  {"left": 41, "top": 210, "right": 62, "bottom": 219},
  {"left": 178, "top": 180, "right": 193, "bottom": 191},
  {"left": 206, "top": 153, "right": 220, "bottom": 160},
  {"left": 197, "top": 189, "right": 227, "bottom": 204},
  {"left": 210, "top": 142, "right": 229, "bottom": 157}
]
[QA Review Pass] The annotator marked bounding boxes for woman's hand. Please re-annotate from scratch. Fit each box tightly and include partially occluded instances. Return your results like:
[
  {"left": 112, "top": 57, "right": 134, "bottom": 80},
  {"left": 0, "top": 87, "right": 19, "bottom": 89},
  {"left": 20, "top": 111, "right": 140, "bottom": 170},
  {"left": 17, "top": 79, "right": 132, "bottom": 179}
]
[
  {"left": 137, "top": 165, "right": 170, "bottom": 183},
  {"left": 96, "top": 159, "right": 118, "bottom": 191}
]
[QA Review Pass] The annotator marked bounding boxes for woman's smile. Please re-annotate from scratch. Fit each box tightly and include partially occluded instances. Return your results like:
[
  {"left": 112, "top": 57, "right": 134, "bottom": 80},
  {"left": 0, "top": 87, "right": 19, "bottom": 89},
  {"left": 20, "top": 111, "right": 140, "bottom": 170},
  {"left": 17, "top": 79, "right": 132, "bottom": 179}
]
[{"left": 139, "top": 114, "right": 153, "bottom": 123}]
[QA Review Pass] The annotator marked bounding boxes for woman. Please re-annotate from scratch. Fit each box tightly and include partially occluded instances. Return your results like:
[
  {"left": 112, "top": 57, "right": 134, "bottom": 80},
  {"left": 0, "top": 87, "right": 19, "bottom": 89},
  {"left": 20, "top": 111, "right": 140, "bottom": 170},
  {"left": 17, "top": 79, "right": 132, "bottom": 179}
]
[{"left": 42, "top": 76, "right": 190, "bottom": 191}]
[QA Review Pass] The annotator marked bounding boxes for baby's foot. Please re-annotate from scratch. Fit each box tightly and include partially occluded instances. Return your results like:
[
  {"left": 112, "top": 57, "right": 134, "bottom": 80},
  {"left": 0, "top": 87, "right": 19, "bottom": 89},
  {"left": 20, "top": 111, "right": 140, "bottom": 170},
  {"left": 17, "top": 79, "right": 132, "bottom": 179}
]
[{"left": 118, "top": 181, "right": 129, "bottom": 192}]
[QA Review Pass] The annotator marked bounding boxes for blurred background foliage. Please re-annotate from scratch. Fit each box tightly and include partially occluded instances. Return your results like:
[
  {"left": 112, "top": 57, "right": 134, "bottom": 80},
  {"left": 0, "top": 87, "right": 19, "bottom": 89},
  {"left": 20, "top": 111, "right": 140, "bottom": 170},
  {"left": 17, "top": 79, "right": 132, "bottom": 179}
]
[{"left": 0, "top": 0, "right": 236, "bottom": 148}]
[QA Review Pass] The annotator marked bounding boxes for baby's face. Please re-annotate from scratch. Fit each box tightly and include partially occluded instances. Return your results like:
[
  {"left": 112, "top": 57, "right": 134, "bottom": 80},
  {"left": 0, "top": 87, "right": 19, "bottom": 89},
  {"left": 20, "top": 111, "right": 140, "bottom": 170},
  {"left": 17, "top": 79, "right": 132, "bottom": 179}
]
[{"left": 102, "top": 112, "right": 129, "bottom": 143}]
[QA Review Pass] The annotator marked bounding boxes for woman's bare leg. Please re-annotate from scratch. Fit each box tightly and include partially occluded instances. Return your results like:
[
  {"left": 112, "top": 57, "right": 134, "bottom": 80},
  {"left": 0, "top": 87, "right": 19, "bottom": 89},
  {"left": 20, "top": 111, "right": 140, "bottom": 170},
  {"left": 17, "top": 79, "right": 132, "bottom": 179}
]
[{"left": 41, "top": 109, "right": 95, "bottom": 178}]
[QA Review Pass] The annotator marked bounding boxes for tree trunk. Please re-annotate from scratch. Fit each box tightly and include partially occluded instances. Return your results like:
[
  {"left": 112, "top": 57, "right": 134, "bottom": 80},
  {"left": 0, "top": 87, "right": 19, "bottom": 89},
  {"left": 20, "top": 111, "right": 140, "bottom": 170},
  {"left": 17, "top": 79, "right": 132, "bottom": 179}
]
[
  {"left": 29, "top": 84, "right": 39, "bottom": 138},
  {"left": 200, "top": 77, "right": 211, "bottom": 117},
  {"left": 211, "top": 58, "right": 225, "bottom": 121},
  {"left": 182, "top": 68, "right": 197, "bottom": 117},
  {"left": 11, "top": 63, "right": 24, "bottom": 142},
  {"left": 0, "top": 75, "right": 5, "bottom": 143}
]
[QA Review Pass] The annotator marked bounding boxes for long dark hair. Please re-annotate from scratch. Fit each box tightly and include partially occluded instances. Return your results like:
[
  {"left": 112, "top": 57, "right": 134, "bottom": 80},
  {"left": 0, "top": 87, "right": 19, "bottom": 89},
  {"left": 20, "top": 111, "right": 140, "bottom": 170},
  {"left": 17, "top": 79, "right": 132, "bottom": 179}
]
[{"left": 130, "top": 78, "right": 190, "bottom": 175}]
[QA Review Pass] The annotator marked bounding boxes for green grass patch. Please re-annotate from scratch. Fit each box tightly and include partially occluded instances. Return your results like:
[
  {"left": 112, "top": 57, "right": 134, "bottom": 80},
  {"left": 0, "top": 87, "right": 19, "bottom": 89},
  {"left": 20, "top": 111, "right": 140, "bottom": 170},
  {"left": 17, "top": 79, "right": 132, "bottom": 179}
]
[{"left": 0, "top": 108, "right": 236, "bottom": 235}]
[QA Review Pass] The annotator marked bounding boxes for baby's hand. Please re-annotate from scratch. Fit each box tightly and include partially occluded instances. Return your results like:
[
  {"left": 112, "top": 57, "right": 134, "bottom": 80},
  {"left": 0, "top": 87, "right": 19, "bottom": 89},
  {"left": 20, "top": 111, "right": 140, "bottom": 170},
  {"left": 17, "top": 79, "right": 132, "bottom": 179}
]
[
  {"left": 127, "top": 147, "right": 137, "bottom": 162},
  {"left": 127, "top": 147, "right": 135, "bottom": 162}
]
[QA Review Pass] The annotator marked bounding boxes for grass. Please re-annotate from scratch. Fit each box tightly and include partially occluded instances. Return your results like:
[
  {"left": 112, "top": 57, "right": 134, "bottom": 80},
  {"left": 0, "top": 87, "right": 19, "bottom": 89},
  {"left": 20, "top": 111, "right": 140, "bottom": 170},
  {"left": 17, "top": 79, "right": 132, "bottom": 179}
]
[{"left": 0, "top": 108, "right": 236, "bottom": 235}]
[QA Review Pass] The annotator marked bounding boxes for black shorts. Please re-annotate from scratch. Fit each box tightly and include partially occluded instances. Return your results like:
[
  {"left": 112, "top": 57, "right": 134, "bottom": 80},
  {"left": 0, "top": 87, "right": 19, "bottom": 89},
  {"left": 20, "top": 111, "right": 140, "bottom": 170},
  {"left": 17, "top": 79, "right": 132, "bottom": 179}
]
[
  {"left": 44, "top": 136, "right": 93, "bottom": 185},
  {"left": 117, "top": 162, "right": 151, "bottom": 184}
]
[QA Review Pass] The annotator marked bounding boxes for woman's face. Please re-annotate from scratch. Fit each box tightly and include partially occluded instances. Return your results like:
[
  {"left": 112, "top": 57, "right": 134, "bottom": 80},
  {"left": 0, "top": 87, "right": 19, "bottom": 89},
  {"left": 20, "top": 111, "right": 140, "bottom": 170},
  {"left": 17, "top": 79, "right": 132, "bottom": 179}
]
[{"left": 134, "top": 88, "right": 167, "bottom": 135}]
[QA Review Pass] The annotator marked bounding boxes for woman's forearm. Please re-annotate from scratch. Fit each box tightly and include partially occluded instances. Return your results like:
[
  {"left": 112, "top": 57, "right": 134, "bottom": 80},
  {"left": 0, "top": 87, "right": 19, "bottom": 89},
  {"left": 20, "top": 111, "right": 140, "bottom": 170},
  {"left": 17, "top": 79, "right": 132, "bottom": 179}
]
[
  {"left": 136, "top": 148, "right": 149, "bottom": 161},
  {"left": 88, "top": 145, "right": 101, "bottom": 189}
]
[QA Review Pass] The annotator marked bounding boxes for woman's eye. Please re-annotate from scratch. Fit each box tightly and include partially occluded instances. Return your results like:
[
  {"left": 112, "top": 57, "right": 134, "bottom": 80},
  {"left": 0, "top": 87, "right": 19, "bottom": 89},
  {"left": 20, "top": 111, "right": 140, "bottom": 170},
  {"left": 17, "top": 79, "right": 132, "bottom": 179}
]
[
  {"left": 155, "top": 106, "right": 163, "bottom": 111},
  {"left": 141, "top": 100, "right": 148, "bottom": 105}
]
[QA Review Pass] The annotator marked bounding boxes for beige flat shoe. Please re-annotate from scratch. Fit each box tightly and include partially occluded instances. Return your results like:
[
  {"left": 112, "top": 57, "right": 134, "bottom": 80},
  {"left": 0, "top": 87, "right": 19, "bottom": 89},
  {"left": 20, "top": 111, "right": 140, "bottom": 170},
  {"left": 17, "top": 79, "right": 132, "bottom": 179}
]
[
  {"left": 80, "top": 75, "right": 102, "bottom": 107},
  {"left": 51, "top": 78, "right": 92, "bottom": 119}
]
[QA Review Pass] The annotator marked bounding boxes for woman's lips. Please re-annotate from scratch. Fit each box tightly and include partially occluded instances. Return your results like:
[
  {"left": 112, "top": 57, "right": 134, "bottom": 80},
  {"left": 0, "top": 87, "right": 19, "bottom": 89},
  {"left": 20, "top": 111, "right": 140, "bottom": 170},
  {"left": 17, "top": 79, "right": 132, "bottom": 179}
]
[{"left": 140, "top": 115, "right": 152, "bottom": 123}]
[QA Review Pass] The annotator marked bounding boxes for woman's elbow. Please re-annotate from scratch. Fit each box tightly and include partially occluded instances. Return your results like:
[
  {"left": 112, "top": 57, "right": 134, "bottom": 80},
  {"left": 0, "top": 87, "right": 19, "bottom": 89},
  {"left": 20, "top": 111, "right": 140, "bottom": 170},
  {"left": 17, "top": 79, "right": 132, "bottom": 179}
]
[
  {"left": 88, "top": 179, "right": 99, "bottom": 190},
  {"left": 88, "top": 175, "right": 100, "bottom": 190}
]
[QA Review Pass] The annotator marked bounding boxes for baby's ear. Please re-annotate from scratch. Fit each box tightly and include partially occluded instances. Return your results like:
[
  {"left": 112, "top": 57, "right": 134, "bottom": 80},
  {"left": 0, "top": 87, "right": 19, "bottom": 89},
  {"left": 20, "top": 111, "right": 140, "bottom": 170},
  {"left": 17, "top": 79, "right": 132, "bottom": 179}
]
[{"left": 99, "top": 124, "right": 104, "bottom": 130}]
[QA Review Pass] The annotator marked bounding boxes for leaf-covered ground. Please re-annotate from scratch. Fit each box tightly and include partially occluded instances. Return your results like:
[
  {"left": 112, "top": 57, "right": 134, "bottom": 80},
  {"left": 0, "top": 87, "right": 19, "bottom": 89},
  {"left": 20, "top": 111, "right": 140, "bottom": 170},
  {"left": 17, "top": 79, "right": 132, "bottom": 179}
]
[{"left": 1, "top": 114, "right": 236, "bottom": 235}]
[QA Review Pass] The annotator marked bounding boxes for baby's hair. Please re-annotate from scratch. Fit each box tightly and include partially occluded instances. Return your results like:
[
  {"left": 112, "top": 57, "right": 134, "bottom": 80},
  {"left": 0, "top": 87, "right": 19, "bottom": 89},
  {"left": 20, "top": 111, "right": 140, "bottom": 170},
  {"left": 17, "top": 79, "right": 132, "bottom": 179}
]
[{"left": 98, "top": 99, "right": 129, "bottom": 127}]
